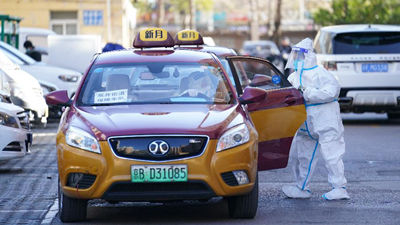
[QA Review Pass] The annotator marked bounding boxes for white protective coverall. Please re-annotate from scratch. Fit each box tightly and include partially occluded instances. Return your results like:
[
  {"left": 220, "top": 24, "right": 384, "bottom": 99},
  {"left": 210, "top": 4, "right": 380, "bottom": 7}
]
[{"left": 282, "top": 38, "right": 350, "bottom": 200}]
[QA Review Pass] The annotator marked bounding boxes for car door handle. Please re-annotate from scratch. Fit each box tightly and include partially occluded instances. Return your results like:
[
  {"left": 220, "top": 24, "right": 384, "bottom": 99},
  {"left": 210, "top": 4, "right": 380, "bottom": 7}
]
[{"left": 284, "top": 96, "right": 297, "bottom": 105}]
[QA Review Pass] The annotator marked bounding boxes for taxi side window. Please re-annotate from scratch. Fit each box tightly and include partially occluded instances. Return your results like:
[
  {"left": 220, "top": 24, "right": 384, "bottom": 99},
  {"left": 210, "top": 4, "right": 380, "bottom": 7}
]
[
  {"left": 231, "top": 60, "right": 283, "bottom": 91},
  {"left": 219, "top": 58, "right": 250, "bottom": 90}
]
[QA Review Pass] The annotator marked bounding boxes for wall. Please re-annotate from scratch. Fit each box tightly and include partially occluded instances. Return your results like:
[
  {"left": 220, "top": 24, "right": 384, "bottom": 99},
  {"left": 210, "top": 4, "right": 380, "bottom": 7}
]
[{"left": 0, "top": 0, "right": 135, "bottom": 47}]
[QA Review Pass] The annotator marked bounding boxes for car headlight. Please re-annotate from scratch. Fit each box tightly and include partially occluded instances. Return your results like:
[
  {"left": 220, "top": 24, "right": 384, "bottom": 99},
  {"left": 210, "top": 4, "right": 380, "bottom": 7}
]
[
  {"left": 65, "top": 126, "right": 100, "bottom": 153},
  {"left": 216, "top": 123, "right": 250, "bottom": 152},
  {"left": 0, "top": 112, "right": 19, "bottom": 128},
  {"left": 58, "top": 75, "right": 80, "bottom": 83}
]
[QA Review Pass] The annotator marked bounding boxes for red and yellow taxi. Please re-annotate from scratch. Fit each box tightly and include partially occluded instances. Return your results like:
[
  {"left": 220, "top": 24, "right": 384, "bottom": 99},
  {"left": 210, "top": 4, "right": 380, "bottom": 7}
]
[{"left": 46, "top": 28, "right": 306, "bottom": 222}]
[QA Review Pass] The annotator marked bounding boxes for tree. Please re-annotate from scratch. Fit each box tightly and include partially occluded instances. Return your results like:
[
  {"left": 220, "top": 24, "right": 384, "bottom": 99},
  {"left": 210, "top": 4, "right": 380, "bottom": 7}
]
[
  {"left": 249, "top": 0, "right": 259, "bottom": 41},
  {"left": 271, "top": 0, "right": 282, "bottom": 44},
  {"left": 313, "top": 0, "right": 400, "bottom": 26},
  {"left": 156, "top": 0, "right": 165, "bottom": 27}
]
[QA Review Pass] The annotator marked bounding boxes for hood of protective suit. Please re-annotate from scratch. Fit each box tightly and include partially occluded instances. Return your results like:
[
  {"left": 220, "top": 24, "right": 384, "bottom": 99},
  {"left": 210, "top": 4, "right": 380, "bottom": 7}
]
[{"left": 285, "top": 38, "right": 317, "bottom": 70}]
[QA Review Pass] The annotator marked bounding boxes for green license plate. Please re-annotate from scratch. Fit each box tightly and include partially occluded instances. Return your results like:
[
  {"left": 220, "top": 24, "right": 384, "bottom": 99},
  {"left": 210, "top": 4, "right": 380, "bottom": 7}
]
[{"left": 131, "top": 164, "right": 187, "bottom": 182}]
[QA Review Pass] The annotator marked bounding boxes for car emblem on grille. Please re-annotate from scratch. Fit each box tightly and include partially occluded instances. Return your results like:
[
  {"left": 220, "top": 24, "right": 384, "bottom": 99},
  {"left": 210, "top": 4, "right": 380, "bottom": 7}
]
[{"left": 148, "top": 140, "right": 169, "bottom": 155}]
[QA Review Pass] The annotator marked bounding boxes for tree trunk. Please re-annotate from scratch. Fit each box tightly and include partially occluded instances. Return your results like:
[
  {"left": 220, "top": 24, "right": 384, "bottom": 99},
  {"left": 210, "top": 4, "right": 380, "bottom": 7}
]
[
  {"left": 156, "top": 0, "right": 164, "bottom": 27},
  {"left": 189, "top": 0, "right": 196, "bottom": 29},
  {"left": 250, "top": 0, "right": 259, "bottom": 41},
  {"left": 272, "top": 0, "right": 282, "bottom": 44}
]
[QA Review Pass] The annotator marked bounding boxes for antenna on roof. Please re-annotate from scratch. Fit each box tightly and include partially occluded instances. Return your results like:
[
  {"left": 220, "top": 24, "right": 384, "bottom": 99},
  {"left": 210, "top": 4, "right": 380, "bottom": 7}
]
[{"left": 368, "top": 24, "right": 371, "bottom": 28}]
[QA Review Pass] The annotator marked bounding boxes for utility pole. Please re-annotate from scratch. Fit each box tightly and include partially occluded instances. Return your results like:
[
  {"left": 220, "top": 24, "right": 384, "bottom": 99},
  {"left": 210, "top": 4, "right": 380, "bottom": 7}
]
[
  {"left": 250, "top": 0, "right": 259, "bottom": 41},
  {"left": 156, "top": 0, "right": 165, "bottom": 27},
  {"left": 189, "top": 0, "right": 196, "bottom": 29}
]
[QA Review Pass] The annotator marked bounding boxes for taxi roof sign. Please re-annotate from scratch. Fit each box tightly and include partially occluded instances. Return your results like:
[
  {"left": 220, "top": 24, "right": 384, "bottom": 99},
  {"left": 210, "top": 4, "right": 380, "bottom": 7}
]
[
  {"left": 174, "top": 30, "right": 204, "bottom": 46},
  {"left": 133, "top": 28, "right": 175, "bottom": 48}
]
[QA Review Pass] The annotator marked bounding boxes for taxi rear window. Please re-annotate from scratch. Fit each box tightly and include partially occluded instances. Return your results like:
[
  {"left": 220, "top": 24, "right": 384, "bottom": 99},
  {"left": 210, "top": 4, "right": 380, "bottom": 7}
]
[
  {"left": 333, "top": 32, "right": 400, "bottom": 54},
  {"left": 77, "top": 62, "right": 234, "bottom": 106}
]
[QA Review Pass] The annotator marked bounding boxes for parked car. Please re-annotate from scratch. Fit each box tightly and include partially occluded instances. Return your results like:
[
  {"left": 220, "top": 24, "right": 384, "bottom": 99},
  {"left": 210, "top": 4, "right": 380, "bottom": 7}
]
[
  {"left": 0, "top": 41, "right": 82, "bottom": 96},
  {"left": 46, "top": 28, "right": 305, "bottom": 222},
  {"left": 240, "top": 40, "right": 284, "bottom": 71},
  {"left": 0, "top": 41, "right": 82, "bottom": 117},
  {"left": 0, "top": 73, "right": 32, "bottom": 161},
  {"left": 314, "top": 24, "right": 400, "bottom": 119},
  {"left": 0, "top": 51, "right": 48, "bottom": 125}
]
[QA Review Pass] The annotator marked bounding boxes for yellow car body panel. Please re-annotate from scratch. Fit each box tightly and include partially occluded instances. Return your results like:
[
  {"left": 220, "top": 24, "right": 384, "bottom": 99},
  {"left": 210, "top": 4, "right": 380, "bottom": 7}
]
[{"left": 57, "top": 130, "right": 258, "bottom": 199}]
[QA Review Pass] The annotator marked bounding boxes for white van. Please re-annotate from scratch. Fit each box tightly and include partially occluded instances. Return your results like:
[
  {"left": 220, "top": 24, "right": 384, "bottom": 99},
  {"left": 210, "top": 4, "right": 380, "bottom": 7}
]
[{"left": 314, "top": 24, "right": 400, "bottom": 119}]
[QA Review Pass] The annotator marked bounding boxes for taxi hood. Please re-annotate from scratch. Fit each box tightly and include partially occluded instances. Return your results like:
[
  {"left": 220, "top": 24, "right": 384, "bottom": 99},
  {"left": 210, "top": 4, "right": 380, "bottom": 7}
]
[{"left": 68, "top": 104, "right": 245, "bottom": 140}]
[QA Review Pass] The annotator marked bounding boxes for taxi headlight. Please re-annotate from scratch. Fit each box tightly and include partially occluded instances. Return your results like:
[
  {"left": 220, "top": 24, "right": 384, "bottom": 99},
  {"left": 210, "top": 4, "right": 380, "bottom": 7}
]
[
  {"left": 65, "top": 126, "right": 100, "bottom": 154},
  {"left": 216, "top": 123, "right": 250, "bottom": 152},
  {"left": 0, "top": 112, "right": 19, "bottom": 128}
]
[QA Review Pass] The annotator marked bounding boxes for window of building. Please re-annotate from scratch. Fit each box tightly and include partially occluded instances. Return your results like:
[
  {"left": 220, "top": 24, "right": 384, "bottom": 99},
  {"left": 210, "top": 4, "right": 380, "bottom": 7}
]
[
  {"left": 83, "top": 10, "right": 103, "bottom": 26},
  {"left": 50, "top": 11, "right": 78, "bottom": 35}
]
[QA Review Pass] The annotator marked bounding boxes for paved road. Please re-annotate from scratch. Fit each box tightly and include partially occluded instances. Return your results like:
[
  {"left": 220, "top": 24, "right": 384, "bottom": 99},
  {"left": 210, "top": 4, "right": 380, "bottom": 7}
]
[
  {"left": 0, "top": 113, "right": 399, "bottom": 225},
  {"left": 0, "top": 124, "right": 58, "bottom": 225}
]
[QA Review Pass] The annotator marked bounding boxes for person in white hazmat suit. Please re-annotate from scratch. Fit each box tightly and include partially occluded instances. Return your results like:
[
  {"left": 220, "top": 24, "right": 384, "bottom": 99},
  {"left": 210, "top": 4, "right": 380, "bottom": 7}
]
[{"left": 282, "top": 38, "right": 350, "bottom": 200}]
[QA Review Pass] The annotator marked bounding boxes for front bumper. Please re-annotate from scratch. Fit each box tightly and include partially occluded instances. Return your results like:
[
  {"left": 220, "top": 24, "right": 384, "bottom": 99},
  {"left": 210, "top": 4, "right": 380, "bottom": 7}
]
[
  {"left": 57, "top": 131, "right": 258, "bottom": 201},
  {"left": 0, "top": 125, "right": 29, "bottom": 161},
  {"left": 339, "top": 90, "right": 400, "bottom": 113}
]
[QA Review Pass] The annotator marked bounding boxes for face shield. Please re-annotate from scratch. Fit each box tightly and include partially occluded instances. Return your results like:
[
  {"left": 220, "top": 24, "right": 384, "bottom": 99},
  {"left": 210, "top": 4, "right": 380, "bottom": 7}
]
[{"left": 285, "top": 47, "right": 308, "bottom": 70}]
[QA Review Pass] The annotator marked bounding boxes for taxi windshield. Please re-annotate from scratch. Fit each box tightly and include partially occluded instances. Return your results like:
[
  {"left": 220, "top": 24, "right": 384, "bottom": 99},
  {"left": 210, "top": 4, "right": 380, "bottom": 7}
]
[{"left": 77, "top": 62, "right": 234, "bottom": 106}]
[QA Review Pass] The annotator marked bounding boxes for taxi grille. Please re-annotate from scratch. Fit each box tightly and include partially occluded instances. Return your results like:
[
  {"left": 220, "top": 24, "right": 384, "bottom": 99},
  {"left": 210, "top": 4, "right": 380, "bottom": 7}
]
[
  {"left": 221, "top": 172, "right": 239, "bottom": 186},
  {"left": 102, "top": 181, "right": 215, "bottom": 201},
  {"left": 66, "top": 173, "right": 97, "bottom": 189},
  {"left": 108, "top": 135, "right": 208, "bottom": 161}
]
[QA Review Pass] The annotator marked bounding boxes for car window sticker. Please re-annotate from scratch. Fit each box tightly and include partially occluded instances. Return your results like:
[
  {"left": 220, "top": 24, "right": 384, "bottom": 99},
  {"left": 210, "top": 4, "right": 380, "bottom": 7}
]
[{"left": 94, "top": 89, "right": 128, "bottom": 104}]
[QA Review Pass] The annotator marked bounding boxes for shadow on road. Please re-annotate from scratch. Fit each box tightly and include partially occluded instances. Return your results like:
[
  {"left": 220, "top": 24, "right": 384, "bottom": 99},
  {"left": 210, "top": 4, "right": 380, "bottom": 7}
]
[
  {"left": 341, "top": 113, "right": 400, "bottom": 126},
  {"left": 343, "top": 118, "right": 400, "bottom": 125},
  {"left": 0, "top": 168, "right": 23, "bottom": 174},
  {"left": 53, "top": 199, "right": 238, "bottom": 224}
]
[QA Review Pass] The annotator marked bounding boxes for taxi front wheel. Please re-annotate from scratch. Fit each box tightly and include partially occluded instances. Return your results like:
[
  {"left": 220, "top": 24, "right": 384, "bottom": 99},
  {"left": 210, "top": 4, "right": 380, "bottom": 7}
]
[
  {"left": 58, "top": 181, "right": 87, "bottom": 222},
  {"left": 227, "top": 174, "right": 259, "bottom": 219}
]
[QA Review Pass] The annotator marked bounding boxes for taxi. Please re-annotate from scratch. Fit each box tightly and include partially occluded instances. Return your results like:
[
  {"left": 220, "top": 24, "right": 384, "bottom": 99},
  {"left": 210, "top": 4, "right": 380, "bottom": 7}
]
[{"left": 46, "top": 28, "right": 306, "bottom": 222}]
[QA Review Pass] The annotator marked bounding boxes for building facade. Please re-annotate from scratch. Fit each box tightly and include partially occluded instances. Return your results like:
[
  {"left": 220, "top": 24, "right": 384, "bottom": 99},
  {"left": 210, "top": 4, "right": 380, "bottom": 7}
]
[{"left": 0, "top": 0, "right": 137, "bottom": 47}]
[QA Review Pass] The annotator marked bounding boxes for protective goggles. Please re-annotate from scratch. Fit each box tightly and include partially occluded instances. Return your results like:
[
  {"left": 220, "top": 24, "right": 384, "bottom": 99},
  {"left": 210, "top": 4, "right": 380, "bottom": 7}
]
[{"left": 285, "top": 47, "right": 308, "bottom": 70}]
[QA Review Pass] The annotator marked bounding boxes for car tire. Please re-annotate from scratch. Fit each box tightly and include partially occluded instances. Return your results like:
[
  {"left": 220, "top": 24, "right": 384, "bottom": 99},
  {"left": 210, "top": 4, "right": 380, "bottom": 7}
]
[
  {"left": 227, "top": 174, "right": 258, "bottom": 219},
  {"left": 388, "top": 113, "right": 400, "bottom": 120},
  {"left": 58, "top": 181, "right": 87, "bottom": 222}
]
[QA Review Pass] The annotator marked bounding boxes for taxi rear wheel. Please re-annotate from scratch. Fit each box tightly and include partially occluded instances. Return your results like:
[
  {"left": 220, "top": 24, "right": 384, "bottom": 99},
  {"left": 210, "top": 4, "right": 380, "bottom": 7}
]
[
  {"left": 227, "top": 174, "right": 258, "bottom": 218},
  {"left": 58, "top": 181, "right": 87, "bottom": 222}
]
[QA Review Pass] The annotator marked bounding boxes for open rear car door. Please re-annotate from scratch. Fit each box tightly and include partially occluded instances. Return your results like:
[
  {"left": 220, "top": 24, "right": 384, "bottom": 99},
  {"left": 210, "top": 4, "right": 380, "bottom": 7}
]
[{"left": 226, "top": 56, "right": 306, "bottom": 171}]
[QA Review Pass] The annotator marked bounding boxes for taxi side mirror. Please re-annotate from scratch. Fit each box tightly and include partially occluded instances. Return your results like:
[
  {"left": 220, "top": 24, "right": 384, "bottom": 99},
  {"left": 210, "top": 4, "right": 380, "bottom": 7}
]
[
  {"left": 250, "top": 74, "right": 272, "bottom": 87},
  {"left": 239, "top": 87, "right": 267, "bottom": 105},
  {"left": 45, "top": 90, "right": 71, "bottom": 106}
]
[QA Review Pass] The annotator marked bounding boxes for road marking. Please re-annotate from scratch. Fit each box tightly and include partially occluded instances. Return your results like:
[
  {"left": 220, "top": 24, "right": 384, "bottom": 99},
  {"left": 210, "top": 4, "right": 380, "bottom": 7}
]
[
  {"left": 41, "top": 198, "right": 58, "bottom": 225},
  {"left": 0, "top": 210, "right": 47, "bottom": 212},
  {"left": 33, "top": 133, "right": 57, "bottom": 137}
]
